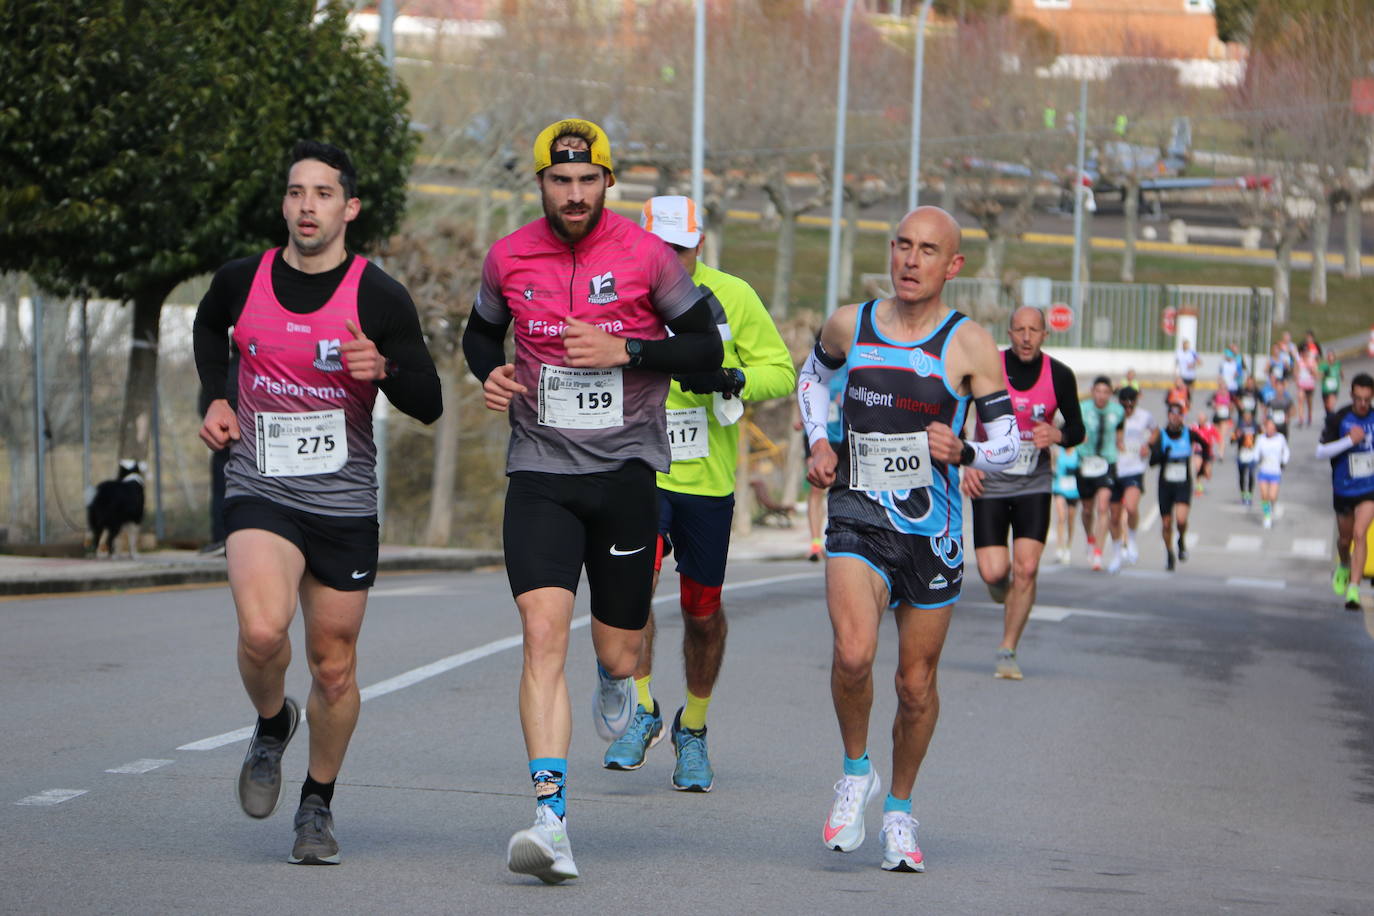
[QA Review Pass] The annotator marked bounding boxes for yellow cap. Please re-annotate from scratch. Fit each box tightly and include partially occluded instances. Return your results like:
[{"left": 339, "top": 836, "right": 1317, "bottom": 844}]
[{"left": 532, "top": 118, "right": 615, "bottom": 187}]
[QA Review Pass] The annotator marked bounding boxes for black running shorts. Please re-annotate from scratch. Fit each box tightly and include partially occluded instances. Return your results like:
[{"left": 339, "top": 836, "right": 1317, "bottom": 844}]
[
  {"left": 1110, "top": 473, "right": 1145, "bottom": 503},
  {"left": 1158, "top": 480, "right": 1193, "bottom": 515},
  {"left": 503, "top": 462, "right": 659, "bottom": 630},
  {"left": 826, "top": 517, "right": 963, "bottom": 610},
  {"left": 971, "top": 492, "right": 1052, "bottom": 548},
  {"left": 1333, "top": 492, "right": 1374, "bottom": 515},
  {"left": 223, "top": 496, "right": 378, "bottom": 591},
  {"left": 1076, "top": 468, "right": 1115, "bottom": 499},
  {"left": 656, "top": 490, "right": 735, "bottom": 588}
]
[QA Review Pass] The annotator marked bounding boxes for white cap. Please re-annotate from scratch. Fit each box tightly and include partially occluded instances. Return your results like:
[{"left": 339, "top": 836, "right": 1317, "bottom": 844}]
[{"left": 639, "top": 195, "right": 702, "bottom": 248}]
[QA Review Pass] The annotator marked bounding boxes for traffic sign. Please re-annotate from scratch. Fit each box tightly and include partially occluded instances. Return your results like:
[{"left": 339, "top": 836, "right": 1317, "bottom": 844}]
[
  {"left": 1047, "top": 303, "right": 1073, "bottom": 333},
  {"left": 1162, "top": 306, "right": 1178, "bottom": 336}
]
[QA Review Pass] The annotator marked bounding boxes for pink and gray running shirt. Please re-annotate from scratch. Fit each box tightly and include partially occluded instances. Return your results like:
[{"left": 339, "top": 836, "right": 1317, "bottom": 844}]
[{"left": 475, "top": 209, "right": 700, "bottom": 475}]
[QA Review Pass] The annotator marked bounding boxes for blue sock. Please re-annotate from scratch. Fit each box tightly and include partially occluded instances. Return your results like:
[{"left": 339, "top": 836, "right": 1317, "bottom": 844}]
[
  {"left": 529, "top": 757, "right": 567, "bottom": 819},
  {"left": 883, "top": 793, "right": 912, "bottom": 814},
  {"left": 843, "top": 753, "right": 870, "bottom": 776}
]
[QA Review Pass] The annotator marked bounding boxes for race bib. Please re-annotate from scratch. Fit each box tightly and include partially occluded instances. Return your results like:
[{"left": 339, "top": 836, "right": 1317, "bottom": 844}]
[
  {"left": 1241, "top": 396, "right": 1257, "bottom": 411},
  {"left": 1164, "top": 462, "right": 1188, "bottom": 483},
  {"left": 537, "top": 366, "right": 623, "bottom": 429},
  {"left": 1350, "top": 451, "right": 1374, "bottom": 479},
  {"left": 849, "top": 430, "right": 933, "bottom": 492},
  {"left": 254, "top": 410, "right": 347, "bottom": 478},
  {"left": 1271, "top": 408, "right": 1287, "bottom": 424},
  {"left": 1080, "top": 455, "right": 1109, "bottom": 478},
  {"left": 1239, "top": 447, "right": 1257, "bottom": 464},
  {"left": 1006, "top": 441, "right": 1041, "bottom": 476},
  {"left": 667, "top": 407, "right": 709, "bottom": 462},
  {"left": 1215, "top": 406, "right": 1230, "bottom": 420}
]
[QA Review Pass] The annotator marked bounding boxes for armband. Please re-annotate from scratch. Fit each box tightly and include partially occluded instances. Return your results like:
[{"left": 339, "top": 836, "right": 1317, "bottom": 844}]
[
  {"left": 798, "top": 342, "right": 845, "bottom": 447},
  {"left": 965, "top": 390, "right": 1018, "bottom": 472}
]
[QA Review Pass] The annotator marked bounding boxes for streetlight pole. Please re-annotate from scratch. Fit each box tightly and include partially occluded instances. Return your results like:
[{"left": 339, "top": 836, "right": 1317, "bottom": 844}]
[
  {"left": 1070, "top": 76, "right": 1088, "bottom": 347},
  {"left": 907, "top": 0, "right": 935, "bottom": 212},
  {"left": 825, "top": 0, "right": 859, "bottom": 315},
  {"left": 691, "top": 0, "right": 705, "bottom": 209}
]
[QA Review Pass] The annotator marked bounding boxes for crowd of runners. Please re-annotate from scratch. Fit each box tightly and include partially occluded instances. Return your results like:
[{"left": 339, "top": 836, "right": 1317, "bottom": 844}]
[{"left": 191, "top": 120, "right": 1374, "bottom": 882}]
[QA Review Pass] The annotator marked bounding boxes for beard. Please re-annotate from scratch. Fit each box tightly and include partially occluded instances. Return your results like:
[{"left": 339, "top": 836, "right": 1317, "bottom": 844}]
[{"left": 542, "top": 193, "right": 605, "bottom": 243}]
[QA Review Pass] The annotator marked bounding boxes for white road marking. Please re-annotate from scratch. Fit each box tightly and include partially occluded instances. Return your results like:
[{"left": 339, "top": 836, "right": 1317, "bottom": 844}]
[
  {"left": 1226, "top": 577, "right": 1286, "bottom": 590},
  {"left": 1138, "top": 503, "right": 1159, "bottom": 532},
  {"left": 1185, "top": 531, "right": 1200, "bottom": 549},
  {"left": 105, "top": 759, "right": 173, "bottom": 775},
  {"left": 179, "top": 570, "right": 822, "bottom": 752},
  {"left": 1291, "top": 538, "right": 1328, "bottom": 558},
  {"left": 16, "top": 789, "right": 86, "bottom": 806},
  {"left": 1030, "top": 605, "right": 1150, "bottom": 622},
  {"left": 370, "top": 584, "right": 459, "bottom": 597},
  {"left": 1226, "top": 534, "right": 1263, "bottom": 553}
]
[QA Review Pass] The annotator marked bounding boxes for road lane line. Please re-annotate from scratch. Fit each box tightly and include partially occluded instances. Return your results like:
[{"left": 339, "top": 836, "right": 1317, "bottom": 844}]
[
  {"left": 1291, "top": 538, "right": 1327, "bottom": 558},
  {"left": 105, "top": 759, "right": 174, "bottom": 775},
  {"left": 1139, "top": 504, "right": 1159, "bottom": 532},
  {"left": 179, "top": 570, "right": 822, "bottom": 751},
  {"left": 1226, "top": 534, "right": 1262, "bottom": 553},
  {"left": 1226, "top": 576, "right": 1286, "bottom": 590},
  {"left": 16, "top": 789, "right": 87, "bottom": 806}
]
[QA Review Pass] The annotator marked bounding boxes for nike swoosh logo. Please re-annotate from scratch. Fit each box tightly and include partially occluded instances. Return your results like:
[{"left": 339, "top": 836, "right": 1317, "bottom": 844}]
[
  {"left": 608, "top": 545, "right": 646, "bottom": 556},
  {"left": 823, "top": 822, "right": 844, "bottom": 844},
  {"left": 350, "top": 570, "right": 369, "bottom": 579}
]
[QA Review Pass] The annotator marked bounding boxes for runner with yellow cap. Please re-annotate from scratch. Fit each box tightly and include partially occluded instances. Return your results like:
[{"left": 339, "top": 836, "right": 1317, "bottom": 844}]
[
  {"left": 601, "top": 195, "right": 795, "bottom": 791},
  {"left": 461, "top": 119, "right": 724, "bottom": 884}
]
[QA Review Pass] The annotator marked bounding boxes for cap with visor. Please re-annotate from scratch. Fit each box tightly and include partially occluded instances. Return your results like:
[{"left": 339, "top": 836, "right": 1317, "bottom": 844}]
[{"left": 532, "top": 118, "right": 616, "bottom": 187}]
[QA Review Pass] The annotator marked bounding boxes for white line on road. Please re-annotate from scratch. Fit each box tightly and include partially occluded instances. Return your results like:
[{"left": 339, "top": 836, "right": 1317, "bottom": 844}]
[
  {"left": 1226, "top": 534, "right": 1263, "bottom": 553},
  {"left": 1030, "top": 605, "right": 1150, "bottom": 622},
  {"left": 16, "top": 789, "right": 87, "bottom": 806},
  {"left": 179, "top": 570, "right": 822, "bottom": 752},
  {"left": 1226, "top": 577, "right": 1287, "bottom": 590},
  {"left": 104, "top": 759, "right": 174, "bottom": 775},
  {"left": 1291, "top": 538, "right": 1328, "bottom": 558},
  {"left": 1139, "top": 504, "right": 1159, "bottom": 533}
]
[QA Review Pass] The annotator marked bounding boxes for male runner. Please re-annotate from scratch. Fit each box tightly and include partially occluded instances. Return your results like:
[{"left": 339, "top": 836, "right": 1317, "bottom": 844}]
[
  {"left": 601, "top": 195, "right": 795, "bottom": 790},
  {"left": 1108, "top": 387, "right": 1156, "bottom": 570},
  {"left": 1317, "top": 373, "right": 1374, "bottom": 609},
  {"left": 799, "top": 207, "right": 1018, "bottom": 873},
  {"left": 1077, "top": 377, "right": 1125, "bottom": 571},
  {"left": 193, "top": 141, "right": 442, "bottom": 864},
  {"left": 1265, "top": 376, "right": 1294, "bottom": 440},
  {"left": 460, "top": 120, "right": 722, "bottom": 883},
  {"left": 960, "top": 306, "right": 1083, "bottom": 681},
  {"left": 1150, "top": 403, "right": 1211, "bottom": 571}
]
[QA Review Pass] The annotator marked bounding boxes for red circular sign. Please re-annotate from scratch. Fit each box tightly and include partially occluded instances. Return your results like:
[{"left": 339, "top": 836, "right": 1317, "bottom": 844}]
[
  {"left": 1162, "top": 306, "right": 1178, "bottom": 336},
  {"left": 1047, "top": 303, "right": 1073, "bottom": 332}
]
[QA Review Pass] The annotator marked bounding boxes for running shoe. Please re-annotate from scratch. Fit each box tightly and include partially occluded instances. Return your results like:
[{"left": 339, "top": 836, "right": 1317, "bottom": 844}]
[
  {"left": 1262, "top": 516, "right": 1273, "bottom": 530},
  {"left": 1057, "top": 547, "right": 1071, "bottom": 566},
  {"left": 237, "top": 696, "right": 300, "bottom": 819},
  {"left": 1177, "top": 539, "right": 1188, "bottom": 562},
  {"left": 507, "top": 805, "right": 579, "bottom": 884},
  {"left": 592, "top": 665, "right": 635, "bottom": 742},
  {"left": 1345, "top": 584, "right": 1361, "bottom": 611},
  {"left": 823, "top": 767, "right": 881, "bottom": 852},
  {"left": 879, "top": 811, "right": 925, "bottom": 873},
  {"left": 1091, "top": 550, "right": 1103, "bottom": 572},
  {"left": 809, "top": 541, "right": 823, "bottom": 563},
  {"left": 1124, "top": 541, "right": 1139, "bottom": 566},
  {"left": 1107, "top": 550, "right": 1122, "bottom": 575},
  {"left": 987, "top": 575, "right": 1010, "bottom": 603},
  {"left": 1166, "top": 551, "right": 1176, "bottom": 572},
  {"left": 670, "top": 708, "right": 714, "bottom": 792},
  {"left": 288, "top": 794, "right": 340, "bottom": 865},
  {"left": 994, "top": 649, "right": 1022, "bottom": 681},
  {"left": 603, "top": 703, "right": 664, "bottom": 770},
  {"left": 1333, "top": 566, "right": 1350, "bottom": 597}
]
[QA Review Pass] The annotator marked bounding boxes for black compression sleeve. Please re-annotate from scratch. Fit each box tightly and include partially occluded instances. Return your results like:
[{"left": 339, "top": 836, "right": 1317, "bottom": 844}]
[
  {"left": 462, "top": 308, "right": 511, "bottom": 383},
  {"left": 1051, "top": 359, "right": 1086, "bottom": 447},
  {"left": 635, "top": 296, "right": 723, "bottom": 373},
  {"left": 356, "top": 265, "right": 442, "bottom": 425},
  {"left": 192, "top": 263, "right": 252, "bottom": 403}
]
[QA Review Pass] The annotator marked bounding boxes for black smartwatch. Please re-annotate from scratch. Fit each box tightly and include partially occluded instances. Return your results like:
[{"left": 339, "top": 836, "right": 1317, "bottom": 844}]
[
  {"left": 959, "top": 442, "right": 976, "bottom": 466},
  {"left": 625, "top": 338, "right": 644, "bottom": 369},
  {"left": 724, "top": 367, "right": 746, "bottom": 397}
]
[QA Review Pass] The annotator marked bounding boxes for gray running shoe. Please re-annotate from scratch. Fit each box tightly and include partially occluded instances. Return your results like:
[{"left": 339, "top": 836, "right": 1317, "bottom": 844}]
[
  {"left": 288, "top": 794, "right": 340, "bottom": 865},
  {"left": 994, "top": 649, "right": 1023, "bottom": 681},
  {"left": 987, "top": 575, "right": 1011, "bottom": 604},
  {"left": 507, "top": 805, "right": 579, "bottom": 884},
  {"left": 236, "top": 696, "right": 300, "bottom": 819},
  {"left": 592, "top": 665, "right": 635, "bottom": 742}
]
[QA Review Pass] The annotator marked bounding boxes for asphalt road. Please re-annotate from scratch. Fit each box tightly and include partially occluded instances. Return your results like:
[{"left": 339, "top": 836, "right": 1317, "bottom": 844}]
[{"left": 4, "top": 410, "right": 1373, "bottom": 914}]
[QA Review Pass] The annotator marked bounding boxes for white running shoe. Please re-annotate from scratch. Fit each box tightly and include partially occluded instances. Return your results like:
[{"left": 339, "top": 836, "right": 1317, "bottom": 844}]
[
  {"left": 879, "top": 811, "right": 925, "bottom": 873},
  {"left": 1124, "top": 541, "right": 1139, "bottom": 566},
  {"left": 823, "top": 767, "right": 881, "bottom": 852},
  {"left": 1106, "top": 549, "right": 1122, "bottom": 575},
  {"left": 1057, "top": 547, "right": 1071, "bottom": 566},
  {"left": 1262, "top": 516, "right": 1273, "bottom": 530},
  {"left": 592, "top": 664, "right": 635, "bottom": 741},
  {"left": 507, "top": 805, "right": 579, "bottom": 884}
]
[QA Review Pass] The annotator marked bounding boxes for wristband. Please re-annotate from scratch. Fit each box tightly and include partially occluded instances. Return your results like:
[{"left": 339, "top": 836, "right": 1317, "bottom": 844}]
[{"left": 960, "top": 442, "right": 976, "bottom": 466}]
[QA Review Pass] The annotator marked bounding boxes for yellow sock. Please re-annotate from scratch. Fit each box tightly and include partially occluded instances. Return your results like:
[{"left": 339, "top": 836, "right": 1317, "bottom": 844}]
[
  {"left": 680, "top": 690, "right": 711, "bottom": 731},
  {"left": 635, "top": 675, "right": 654, "bottom": 713}
]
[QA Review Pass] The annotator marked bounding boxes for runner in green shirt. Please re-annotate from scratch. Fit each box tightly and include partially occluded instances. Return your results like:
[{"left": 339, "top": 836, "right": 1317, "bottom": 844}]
[{"left": 1076, "top": 376, "right": 1125, "bottom": 571}]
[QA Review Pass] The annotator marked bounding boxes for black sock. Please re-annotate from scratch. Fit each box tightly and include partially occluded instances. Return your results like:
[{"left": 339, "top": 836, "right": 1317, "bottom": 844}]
[
  {"left": 257, "top": 701, "right": 293, "bottom": 742},
  {"left": 301, "top": 772, "right": 335, "bottom": 808}
]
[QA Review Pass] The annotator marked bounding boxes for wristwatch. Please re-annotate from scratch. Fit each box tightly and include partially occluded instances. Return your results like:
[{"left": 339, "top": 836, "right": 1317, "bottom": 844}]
[
  {"left": 625, "top": 338, "right": 644, "bottom": 369},
  {"left": 724, "top": 367, "right": 746, "bottom": 397}
]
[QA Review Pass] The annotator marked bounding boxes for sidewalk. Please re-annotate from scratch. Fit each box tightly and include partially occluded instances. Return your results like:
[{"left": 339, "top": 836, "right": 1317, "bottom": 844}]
[{"left": 0, "top": 523, "right": 813, "bottom": 598}]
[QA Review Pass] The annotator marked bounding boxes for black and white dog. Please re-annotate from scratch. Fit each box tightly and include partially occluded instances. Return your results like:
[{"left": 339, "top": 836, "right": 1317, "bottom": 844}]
[{"left": 86, "top": 460, "right": 146, "bottom": 559}]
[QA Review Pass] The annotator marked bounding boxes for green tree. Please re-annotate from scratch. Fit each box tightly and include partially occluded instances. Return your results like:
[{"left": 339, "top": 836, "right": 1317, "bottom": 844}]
[{"left": 0, "top": 0, "right": 416, "bottom": 472}]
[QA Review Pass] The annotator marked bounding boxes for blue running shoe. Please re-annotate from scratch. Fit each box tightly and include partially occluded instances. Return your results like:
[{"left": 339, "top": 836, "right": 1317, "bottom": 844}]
[
  {"left": 603, "top": 703, "right": 664, "bottom": 770},
  {"left": 670, "top": 708, "right": 713, "bottom": 792}
]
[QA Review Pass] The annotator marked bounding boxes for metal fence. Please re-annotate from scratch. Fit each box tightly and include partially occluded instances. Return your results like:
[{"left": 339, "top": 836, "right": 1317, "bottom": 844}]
[{"left": 940, "top": 277, "right": 1273, "bottom": 354}]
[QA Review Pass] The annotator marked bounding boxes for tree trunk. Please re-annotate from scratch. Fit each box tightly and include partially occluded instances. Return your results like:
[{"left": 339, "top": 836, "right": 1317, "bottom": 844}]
[
  {"left": 771, "top": 216, "right": 797, "bottom": 319},
  {"left": 116, "top": 286, "right": 172, "bottom": 468},
  {"left": 839, "top": 193, "right": 858, "bottom": 303},
  {"left": 423, "top": 361, "right": 463, "bottom": 546},
  {"left": 940, "top": 172, "right": 957, "bottom": 213},
  {"left": 504, "top": 188, "right": 523, "bottom": 236},
  {"left": 1121, "top": 183, "right": 1139, "bottom": 283},
  {"left": 979, "top": 229, "right": 1006, "bottom": 281},
  {"left": 1309, "top": 196, "right": 1329, "bottom": 305},
  {"left": 475, "top": 186, "right": 493, "bottom": 249},
  {"left": 1344, "top": 195, "right": 1363, "bottom": 280},
  {"left": 0, "top": 278, "right": 29, "bottom": 533},
  {"left": 1079, "top": 206, "right": 1093, "bottom": 292},
  {"left": 1273, "top": 233, "right": 1293, "bottom": 325}
]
